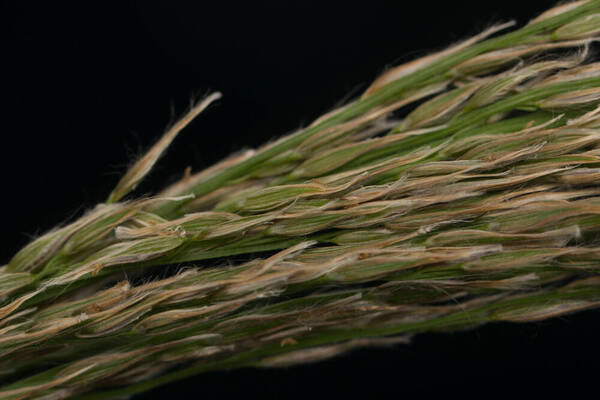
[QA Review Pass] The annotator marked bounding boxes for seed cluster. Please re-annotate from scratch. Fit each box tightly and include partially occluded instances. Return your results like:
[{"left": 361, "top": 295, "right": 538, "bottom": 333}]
[{"left": 3, "top": 2, "right": 600, "bottom": 399}]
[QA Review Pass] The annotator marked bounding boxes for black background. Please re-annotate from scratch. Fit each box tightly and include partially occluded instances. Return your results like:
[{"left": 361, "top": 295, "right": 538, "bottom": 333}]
[{"left": 2, "top": 0, "right": 599, "bottom": 398}]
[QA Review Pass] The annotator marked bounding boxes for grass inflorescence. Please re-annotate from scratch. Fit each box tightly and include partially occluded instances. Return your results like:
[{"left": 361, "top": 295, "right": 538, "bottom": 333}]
[{"left": 4, "top": 1, "right": 600, "bottom": 398}]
